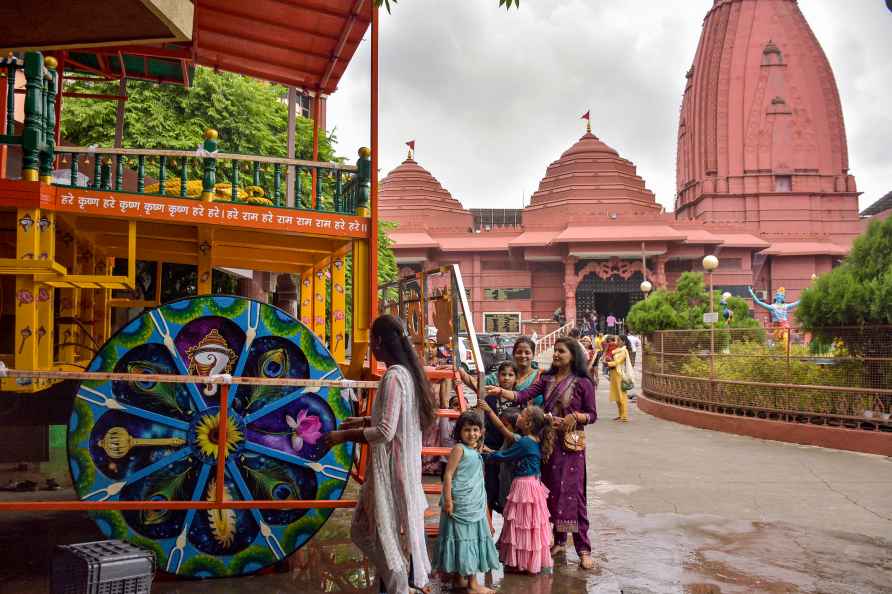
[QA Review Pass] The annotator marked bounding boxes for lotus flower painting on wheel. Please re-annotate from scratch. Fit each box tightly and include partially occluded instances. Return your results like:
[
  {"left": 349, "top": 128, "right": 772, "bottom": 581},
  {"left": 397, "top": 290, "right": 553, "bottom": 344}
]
[{"left": 68, "top": 296, "right": 354, "bottom": 578}]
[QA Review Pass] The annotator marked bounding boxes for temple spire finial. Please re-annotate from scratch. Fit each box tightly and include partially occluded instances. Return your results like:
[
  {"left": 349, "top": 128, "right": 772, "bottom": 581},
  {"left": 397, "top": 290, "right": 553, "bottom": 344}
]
[
  {"left": 405, "top": 139, "right": 415, "bottom": 160},
  {"left": 581, "top": 110, "right": 591, "bottom": 133}
]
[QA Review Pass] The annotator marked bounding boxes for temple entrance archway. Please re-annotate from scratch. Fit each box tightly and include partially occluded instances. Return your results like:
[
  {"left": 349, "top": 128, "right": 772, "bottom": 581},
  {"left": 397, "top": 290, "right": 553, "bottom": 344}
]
[{"left": 575, "top": 267, "right": 646, "bottom": 325}]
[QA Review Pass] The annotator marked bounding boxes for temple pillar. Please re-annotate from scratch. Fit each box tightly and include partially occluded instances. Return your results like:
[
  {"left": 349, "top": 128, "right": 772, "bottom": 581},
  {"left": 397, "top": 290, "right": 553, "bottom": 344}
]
[
  {"left": 563, "top": 256, "right": 578, "bottom": 323},
  {"left": 275, "top": 273, "right": 298, "bottom": 316},
  {"left": 238, "top": 271, "right": 267, "bottom": 302},
  {"left": 654, "top": 255, "right": 668, "bottom": 289}
]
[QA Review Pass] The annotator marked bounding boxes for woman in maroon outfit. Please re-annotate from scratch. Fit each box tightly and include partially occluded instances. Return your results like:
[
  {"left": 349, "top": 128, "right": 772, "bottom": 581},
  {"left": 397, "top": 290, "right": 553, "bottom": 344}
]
[{"left": 486, "top": 337, "right": 597, "bottom": 570}]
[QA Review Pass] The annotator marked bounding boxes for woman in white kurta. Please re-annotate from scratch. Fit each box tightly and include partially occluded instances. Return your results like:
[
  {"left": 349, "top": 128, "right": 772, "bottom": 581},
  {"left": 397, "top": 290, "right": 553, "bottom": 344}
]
[{"left": 325, "top": 315, "right": 436, "bottom": 594}]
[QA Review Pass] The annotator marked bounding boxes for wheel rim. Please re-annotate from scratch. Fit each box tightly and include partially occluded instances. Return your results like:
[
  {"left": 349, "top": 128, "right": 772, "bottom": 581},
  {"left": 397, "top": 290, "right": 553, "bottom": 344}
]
[{"left": 68, "top": 295, "right": 354, "bottom": 578}]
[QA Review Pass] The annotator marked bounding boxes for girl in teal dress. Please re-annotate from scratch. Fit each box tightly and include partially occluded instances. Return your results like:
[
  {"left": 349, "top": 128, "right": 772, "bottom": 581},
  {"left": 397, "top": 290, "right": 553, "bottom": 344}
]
[{"left": 435, "top": 411, "right": 501, "bottom": 593}]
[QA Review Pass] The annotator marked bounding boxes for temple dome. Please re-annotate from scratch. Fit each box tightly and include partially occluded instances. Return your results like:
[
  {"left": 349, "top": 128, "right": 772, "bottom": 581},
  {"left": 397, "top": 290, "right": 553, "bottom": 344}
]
[
  {"left": 524, "top": 129, "right": 663, "bottom": 226},
  {"left": 559, "top": 131, "right": 619, "bottom": 158},
  {"left": 379, "top": 154, "right": 472, "bottom": 231},
  {"left": 675, "top": 0, "right": 858, "bottom": 235}
]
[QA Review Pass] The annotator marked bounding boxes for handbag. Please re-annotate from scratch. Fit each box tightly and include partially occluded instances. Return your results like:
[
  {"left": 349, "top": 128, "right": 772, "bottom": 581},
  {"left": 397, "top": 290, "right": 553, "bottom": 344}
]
[
  {"left": 562, "top": 414, "right": 586, "bottom": 453},
  {"left": 544, "top": 377, "right": 585, "bottom": 452},
  {"left": 621, "top": 349, "right": 636, "bottom": 391}
]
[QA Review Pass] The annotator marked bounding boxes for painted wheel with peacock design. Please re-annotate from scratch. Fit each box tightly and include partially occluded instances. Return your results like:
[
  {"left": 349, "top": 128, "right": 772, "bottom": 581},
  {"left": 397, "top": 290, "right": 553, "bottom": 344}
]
[{"left": 67, "top": 296, "right": 355, "bottom": 578}]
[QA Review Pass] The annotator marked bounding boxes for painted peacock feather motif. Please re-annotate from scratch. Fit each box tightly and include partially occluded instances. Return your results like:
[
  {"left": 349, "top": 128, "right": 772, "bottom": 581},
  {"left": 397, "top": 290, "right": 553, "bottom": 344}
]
[
  {"left": 140, "top": 466, "right": 192, "bottom": 526},
  {"left": 242, "top": 460, "right": 298, "bottom": 501},
  {"left": 127, "top": 361, "right": 185, "bottom": 414},
  {"left": 243, "top": 347, "right": 290, "bottom": 410}
]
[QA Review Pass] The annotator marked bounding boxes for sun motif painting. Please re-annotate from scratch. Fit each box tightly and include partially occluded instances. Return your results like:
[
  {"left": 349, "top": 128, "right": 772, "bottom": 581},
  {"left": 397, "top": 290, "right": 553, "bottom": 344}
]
[{"left": 67, "top": 296, "right": 354, "bottom": 577}]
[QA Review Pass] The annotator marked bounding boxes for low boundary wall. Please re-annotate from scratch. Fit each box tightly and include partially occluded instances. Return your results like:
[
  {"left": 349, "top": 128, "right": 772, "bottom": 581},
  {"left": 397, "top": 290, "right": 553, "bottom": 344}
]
[{"left": 638, "top": 392, "right": 892, "bottom": 457}]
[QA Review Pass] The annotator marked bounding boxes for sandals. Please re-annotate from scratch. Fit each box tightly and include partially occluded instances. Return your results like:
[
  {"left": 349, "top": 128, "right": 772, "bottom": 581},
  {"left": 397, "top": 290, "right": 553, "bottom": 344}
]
[{"left": 579, "top": 553, "right": 596, "bottom": 570}]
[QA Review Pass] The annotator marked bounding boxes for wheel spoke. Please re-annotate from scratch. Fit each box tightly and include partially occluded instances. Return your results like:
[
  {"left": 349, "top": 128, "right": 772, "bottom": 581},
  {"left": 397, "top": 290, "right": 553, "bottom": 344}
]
[
  {"left": 243, "top": 388, "right": 306, "bottom": 424},
  {"left": 149, "top": 309, "right": 207, "bottom": 412},
  {"left": 166, "top": 463, "right": 212, "bottom": 574},
  {"left": 82, "top": 447, "right": 192, "bottom": 502},
  {"left": 225, "top": 458, "right": 285, "bottom": 560},
  {"left": 228, "top": 301, "right": 260, "bottom": 409},
  {"left": 77, "top": 386, "right": 190, "bottom": 431},
  {"left": 243, "top": 368, "right": 339, "bottom": 423},
  {"left": 243, "top": 442, "right": 349, "bottom": 481},
  {"left": 127, "top": 447, "right": 192, "bottom": 485}
]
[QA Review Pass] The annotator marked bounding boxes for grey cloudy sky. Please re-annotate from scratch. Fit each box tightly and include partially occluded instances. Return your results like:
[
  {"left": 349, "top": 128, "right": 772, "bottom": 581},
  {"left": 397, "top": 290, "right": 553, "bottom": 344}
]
[{"left": 327, "top": 0, "right": 892, "bottom": 213}]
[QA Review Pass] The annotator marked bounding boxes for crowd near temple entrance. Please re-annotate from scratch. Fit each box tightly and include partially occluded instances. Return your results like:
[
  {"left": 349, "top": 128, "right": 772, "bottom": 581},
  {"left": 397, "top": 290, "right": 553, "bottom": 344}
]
[{"left": 575, "top": 270, "right": 646, "bottom": 326}]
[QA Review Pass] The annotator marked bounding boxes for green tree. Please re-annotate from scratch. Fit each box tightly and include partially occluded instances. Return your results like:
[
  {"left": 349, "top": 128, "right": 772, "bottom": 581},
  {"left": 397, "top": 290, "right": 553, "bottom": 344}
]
[
  {"left": 61, "top": 68, "right": 398, "bottom": 307},
  {"left": 61, "top": 68, "right": 336, "bottom": 161},
  {"left": 626, "top": 271, "right": 758, "bottom": 335},
  {"left": 797, "top": 216, "right": 892, "bottom": 330},
  {"left": 341, "top": 221, "right": 398, "bottom": 330}
]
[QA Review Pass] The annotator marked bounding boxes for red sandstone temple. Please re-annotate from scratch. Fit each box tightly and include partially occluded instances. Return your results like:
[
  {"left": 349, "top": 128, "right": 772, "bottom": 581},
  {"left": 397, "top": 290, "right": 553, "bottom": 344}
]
[{"left": 381, "top": 0, "right": 873, "bottom": 333}]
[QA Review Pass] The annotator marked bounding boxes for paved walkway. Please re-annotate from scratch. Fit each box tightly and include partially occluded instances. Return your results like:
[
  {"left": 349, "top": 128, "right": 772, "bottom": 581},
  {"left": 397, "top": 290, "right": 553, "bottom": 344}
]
[
  {"left": 580, "top": 374, "right": 892, "bottom": 593},
  {"left": 1, "top": 374, "right": 890, "bottom": 593}
]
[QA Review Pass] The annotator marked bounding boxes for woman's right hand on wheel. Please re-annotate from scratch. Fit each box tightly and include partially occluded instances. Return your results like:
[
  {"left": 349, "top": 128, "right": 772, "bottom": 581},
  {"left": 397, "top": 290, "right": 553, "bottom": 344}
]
[{"left": 339, "top": 416, "right": 367, "bottom": 430}]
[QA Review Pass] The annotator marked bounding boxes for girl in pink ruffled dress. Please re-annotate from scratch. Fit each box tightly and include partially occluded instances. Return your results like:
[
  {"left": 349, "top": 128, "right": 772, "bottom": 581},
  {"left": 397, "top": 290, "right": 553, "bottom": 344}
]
[{"left": 479, "top": 403, "right": 555, "bottom": 574}]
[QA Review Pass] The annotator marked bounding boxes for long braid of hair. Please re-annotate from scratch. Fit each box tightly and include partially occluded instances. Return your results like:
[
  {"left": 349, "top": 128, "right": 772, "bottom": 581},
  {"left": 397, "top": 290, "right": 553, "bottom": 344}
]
[{"left": 525, "top": 406, "right": 556, "bottom": 462}]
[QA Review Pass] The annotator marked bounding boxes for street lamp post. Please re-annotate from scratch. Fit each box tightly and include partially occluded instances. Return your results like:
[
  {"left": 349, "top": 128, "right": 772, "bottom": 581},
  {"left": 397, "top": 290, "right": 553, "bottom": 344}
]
[
  {"left": 702, "top": 255, "right": 719, "bottom": 399},
  {"left": 640, "top": 280, "right": 652, "bottom": 299}
]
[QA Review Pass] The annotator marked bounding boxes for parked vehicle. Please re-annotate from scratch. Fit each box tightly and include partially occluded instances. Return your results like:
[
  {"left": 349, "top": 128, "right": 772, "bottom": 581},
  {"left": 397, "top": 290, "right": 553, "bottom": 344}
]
[
  {"left": 469, "top": 333, "right": 511, "bottom": 372},
  {"left": 456, "top": 336, "right": 478, "bottom": 373},
  {"left": 496, "top": 335, "right": 515, "bottom": 363}
]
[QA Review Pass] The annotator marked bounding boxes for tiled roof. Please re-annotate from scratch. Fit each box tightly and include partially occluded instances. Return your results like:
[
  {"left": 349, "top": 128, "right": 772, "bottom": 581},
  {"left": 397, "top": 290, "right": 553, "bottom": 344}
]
[{"left": 860, "top": 191, "right": 892, "bottom": 216}]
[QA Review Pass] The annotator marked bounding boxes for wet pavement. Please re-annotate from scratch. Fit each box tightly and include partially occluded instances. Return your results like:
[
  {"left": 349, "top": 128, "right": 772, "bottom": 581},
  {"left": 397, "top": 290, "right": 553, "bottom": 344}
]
[{"left": 1, "top": 375, "right": 890, "bottom": 593}]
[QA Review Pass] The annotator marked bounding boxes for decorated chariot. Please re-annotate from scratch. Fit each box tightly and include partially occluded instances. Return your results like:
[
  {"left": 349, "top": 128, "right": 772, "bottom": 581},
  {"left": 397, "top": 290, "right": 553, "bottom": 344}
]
[{"left": 0, "top": 1, "right": 483, "bottom": 580}]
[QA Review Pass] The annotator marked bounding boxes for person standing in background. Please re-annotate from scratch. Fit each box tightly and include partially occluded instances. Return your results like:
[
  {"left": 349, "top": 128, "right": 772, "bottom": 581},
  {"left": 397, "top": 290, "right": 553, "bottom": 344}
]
[
  {"left": 627, "top": 334, "right": 641, "bottom": 367},
  {"left": 605, "top": 335, "right": 630, "bottom": 422}
]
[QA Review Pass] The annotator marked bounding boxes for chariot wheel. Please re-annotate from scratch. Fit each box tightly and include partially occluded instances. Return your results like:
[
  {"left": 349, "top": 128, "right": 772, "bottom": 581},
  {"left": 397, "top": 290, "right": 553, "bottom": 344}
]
[{"left": 67, "top": 296, "right": 354, "bottom": 578}]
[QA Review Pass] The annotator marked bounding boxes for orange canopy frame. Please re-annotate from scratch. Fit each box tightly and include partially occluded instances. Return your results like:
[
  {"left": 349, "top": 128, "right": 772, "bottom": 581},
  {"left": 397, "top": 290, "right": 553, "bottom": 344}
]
[{"left": 193, "top": 0, "right": 372, "bottom": 92}]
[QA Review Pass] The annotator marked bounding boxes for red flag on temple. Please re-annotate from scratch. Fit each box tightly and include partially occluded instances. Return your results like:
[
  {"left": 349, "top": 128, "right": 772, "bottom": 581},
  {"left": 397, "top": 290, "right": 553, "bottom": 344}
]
[
  {"left": 580, "top": 111, "right": 590, "bottom": 121},
  {"left": 406, "top": 140, "right": 415, "bottom": 151}
]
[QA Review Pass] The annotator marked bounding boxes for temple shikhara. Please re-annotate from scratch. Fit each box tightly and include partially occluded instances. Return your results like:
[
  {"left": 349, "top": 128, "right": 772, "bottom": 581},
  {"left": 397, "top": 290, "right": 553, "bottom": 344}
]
[{"left": 383, "top": 0, "right": 869, "bottom": 334}]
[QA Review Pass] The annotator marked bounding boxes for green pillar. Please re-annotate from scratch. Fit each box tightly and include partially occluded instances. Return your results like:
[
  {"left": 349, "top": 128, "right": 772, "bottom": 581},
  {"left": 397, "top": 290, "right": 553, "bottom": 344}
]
[
  {"left": 39, "top": 56, "right": 57, "bottom": 184},
  {"left": 22, "top": 52, "right": 45, "bottom": 182}
]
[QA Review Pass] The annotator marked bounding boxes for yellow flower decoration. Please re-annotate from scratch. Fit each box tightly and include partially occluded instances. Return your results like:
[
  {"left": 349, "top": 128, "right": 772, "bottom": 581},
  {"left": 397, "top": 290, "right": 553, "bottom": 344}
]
[{"left": 194, "top": 412, "right": 243, "bottom": 459}]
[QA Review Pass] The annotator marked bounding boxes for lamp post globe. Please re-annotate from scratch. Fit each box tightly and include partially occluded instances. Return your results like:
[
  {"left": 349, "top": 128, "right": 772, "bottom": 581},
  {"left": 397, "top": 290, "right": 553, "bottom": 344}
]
[
  {"left": 640, "top": 280, "right": 652, "bottom": 295},
  {"left": 702, "top": 255, "right": 719, "bottom": 271},
  {"left": 721, "top": 291, "right": 732, "bottom": 301}
]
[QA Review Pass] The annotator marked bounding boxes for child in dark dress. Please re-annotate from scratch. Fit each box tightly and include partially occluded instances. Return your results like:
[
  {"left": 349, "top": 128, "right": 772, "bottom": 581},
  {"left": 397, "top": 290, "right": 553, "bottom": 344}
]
[{"left": 483, "top": 362, "right": 517, "bottom": 513}]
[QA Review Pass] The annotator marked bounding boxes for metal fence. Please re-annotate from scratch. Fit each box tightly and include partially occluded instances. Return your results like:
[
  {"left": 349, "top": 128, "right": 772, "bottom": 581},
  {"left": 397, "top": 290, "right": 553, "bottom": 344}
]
[{"left": 642, "top": 327, "right": 892, "bottom": 432}]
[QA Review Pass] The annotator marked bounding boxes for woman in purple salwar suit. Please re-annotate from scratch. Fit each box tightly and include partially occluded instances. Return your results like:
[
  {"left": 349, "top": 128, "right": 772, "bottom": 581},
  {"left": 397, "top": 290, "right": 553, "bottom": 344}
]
[{"left": 486, "top": 336, "right": 597, "bottom": 570}]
